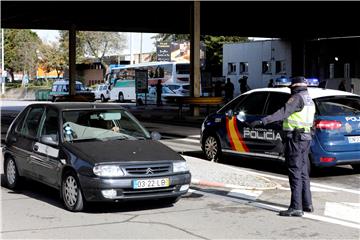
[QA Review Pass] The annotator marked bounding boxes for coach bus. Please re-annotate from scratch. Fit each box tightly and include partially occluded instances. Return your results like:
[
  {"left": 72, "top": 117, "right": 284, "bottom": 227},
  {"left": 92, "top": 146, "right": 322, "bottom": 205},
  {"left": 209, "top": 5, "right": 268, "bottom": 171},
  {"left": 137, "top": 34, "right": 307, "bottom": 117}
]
[{"left": 105, "top": 61, "right": 190, "bottom": 102}]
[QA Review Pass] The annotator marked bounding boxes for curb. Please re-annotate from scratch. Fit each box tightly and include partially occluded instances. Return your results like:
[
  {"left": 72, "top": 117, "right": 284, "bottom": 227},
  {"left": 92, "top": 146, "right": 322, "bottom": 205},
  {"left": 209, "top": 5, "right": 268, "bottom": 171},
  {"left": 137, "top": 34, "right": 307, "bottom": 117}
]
[{"left": 191, "top": 177, "right": 282, "bottom": 191}]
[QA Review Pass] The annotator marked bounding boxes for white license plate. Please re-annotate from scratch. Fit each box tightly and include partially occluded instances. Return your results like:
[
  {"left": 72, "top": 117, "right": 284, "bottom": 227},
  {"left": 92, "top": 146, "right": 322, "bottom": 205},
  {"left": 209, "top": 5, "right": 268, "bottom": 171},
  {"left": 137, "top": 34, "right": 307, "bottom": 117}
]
[
  {"left": 133, "top": 178, "right": 170, "bottom": 189},
  {"left": 348, "top": 136, "right": 360, "bottom": 143}
]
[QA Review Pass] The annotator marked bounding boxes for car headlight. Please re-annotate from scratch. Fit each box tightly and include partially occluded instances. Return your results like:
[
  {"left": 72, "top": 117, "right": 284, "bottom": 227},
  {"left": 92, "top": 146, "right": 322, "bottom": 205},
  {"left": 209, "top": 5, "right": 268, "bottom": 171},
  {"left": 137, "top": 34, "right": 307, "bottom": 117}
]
[
  {"left": 93, "top": 165, "right": 124, "bottom": 177},
  {"left": 173, "top": 161, "right": 189, "bottom": 173}
]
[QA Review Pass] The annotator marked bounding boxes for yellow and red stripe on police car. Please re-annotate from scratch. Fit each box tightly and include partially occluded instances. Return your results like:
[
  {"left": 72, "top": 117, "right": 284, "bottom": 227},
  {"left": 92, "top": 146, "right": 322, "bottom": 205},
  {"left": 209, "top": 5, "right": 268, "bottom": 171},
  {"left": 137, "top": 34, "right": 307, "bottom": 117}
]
[{"left": 226, "top": 117, "right": 249, "bottom": 152}]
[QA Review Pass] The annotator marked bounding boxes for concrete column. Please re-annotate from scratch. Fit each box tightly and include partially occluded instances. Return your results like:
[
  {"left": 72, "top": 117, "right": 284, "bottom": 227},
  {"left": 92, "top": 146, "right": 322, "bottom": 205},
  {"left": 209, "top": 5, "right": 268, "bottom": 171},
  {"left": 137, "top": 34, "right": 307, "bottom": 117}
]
[
  {"left": 190, "top": 1, "right": 201, "bottom": 116},
  {"left": 291, "top": 39, "right": 306, "bottom": 76},
  {"left": 69, "top": 25, "right": 76, "bottom": 96}
]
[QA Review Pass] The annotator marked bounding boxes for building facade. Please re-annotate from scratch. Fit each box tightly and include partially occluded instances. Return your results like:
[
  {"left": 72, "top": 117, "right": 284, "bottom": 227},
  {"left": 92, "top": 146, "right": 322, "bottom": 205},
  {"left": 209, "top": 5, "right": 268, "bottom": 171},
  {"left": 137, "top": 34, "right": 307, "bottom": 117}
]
[{"left": 223, "top": 40, "right": 292, "bottom": 95}]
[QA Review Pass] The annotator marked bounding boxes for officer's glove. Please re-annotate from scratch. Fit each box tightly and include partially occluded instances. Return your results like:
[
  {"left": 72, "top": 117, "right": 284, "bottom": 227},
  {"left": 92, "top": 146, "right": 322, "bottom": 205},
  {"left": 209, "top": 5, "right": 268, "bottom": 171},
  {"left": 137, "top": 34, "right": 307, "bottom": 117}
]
[{"left": 249, "top": 120, "right": 263, "bottom": 128}]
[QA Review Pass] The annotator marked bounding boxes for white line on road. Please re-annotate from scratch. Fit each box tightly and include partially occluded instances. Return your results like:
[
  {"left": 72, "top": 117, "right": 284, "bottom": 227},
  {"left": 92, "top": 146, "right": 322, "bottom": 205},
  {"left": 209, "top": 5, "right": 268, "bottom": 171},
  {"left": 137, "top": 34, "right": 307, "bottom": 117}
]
[
  {"left": 227, "top": 189, "right": 263, "bottom": 201},
  {"left": 324, "top": 202, "right": 360, "bottom": 224},
  {"left": 279, "top": 186, "right": 335, "bottom": 193},
  {"left": 226, "top": 166, "right": 360, "bottom": 195},
  {"left": 162, "top": 138, "right": 200, "bottom": 144},
  {"left": 196, "top": 188, "right": 360, "bottom": 230}
]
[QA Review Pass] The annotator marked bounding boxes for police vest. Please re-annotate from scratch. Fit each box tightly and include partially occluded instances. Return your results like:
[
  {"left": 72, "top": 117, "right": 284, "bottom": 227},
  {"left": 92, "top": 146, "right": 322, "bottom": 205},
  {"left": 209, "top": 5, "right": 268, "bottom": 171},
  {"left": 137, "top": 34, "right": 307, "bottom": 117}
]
[{"left": 283, "top": 91, "right": 316, "bottom": 133}]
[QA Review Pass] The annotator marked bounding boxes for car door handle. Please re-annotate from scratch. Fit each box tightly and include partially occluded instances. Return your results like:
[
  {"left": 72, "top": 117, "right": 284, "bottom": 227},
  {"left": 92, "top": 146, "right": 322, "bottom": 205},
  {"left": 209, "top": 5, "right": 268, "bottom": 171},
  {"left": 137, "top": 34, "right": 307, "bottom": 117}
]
[{"left": 33, "top": 145, "right": 39, "bottom": 152}]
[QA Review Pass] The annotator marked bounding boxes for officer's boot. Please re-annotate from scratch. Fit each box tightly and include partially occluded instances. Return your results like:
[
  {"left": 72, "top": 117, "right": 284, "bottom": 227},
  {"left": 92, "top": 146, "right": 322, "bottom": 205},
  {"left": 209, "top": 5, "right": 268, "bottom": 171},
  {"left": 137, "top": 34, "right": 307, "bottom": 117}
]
[{"left": 279, "top": 208, "right": 304, "bottom": 217}]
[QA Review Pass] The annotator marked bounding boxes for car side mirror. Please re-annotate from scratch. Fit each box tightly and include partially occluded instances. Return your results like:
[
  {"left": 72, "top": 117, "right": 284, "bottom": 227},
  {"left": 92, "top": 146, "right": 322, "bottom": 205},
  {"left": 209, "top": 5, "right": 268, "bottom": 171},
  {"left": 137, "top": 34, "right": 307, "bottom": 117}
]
[
  {"left": 41, "top": 135, "right": 58, "bottom": 146},
  {"left": 151, "top": 131, "right": 161, "bottom": 140},
  {"left": 226, "top": 109, "right": 234, "bottom": 119}
]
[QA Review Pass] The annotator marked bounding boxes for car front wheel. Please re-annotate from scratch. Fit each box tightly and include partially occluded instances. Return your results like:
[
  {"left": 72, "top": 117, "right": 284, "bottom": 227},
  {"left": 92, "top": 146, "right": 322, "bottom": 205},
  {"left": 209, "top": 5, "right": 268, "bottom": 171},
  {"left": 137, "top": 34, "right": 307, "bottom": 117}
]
[
  {"left": 61, "top": 171, "right": 85, "bottom": 212},
  {"left": 4, "top": 157, "right": 20, "bottom": 189},
  {"left": 203, "top": 134, "right": 222, "bottom": 161}
]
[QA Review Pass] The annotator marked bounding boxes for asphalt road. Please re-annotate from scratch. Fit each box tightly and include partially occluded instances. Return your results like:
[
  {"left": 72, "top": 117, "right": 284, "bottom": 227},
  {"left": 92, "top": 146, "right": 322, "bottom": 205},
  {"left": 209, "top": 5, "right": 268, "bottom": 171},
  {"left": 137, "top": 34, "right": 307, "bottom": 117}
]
[{"left": 1, "top": 120, "right": 359, "bottom": 239}]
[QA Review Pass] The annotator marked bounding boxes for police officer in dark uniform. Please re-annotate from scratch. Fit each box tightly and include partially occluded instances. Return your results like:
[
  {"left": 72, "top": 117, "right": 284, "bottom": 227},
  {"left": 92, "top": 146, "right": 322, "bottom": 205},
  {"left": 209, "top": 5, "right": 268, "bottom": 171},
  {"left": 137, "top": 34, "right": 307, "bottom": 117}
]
[{"left": 249, "top": 76, "right": 316, "bottom": 217}]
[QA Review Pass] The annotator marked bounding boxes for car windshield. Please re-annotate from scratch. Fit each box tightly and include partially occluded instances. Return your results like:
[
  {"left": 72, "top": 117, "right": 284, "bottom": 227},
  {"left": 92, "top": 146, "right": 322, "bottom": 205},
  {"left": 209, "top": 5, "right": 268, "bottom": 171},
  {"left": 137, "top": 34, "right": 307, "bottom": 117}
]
[
  {"left": 62, "top": 109, "right": 150, "bottom": 142},
  {"left": 315, "top": 96, "right": 360, "bottom": 116}
]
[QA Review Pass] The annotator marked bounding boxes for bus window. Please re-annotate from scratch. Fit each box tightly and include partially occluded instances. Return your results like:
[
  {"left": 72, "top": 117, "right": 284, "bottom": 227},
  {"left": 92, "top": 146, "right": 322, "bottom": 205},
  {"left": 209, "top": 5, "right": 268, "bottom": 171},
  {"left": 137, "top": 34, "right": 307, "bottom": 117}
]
[{"left": 176, "top": 63, "right": 190, "bottom": 74}]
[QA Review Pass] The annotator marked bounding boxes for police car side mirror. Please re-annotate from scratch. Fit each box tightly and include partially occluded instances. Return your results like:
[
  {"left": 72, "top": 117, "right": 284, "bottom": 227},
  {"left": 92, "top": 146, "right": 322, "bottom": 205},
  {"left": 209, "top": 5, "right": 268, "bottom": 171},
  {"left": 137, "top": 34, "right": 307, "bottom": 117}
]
[{"left": 226, "top": 109, "right": 234, "bottom": 119}]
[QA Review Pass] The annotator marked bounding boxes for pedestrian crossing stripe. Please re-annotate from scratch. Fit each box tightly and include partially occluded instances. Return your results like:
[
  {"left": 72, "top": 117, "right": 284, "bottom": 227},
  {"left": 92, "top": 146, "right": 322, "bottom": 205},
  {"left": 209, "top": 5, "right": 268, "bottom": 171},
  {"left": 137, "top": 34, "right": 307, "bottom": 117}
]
[{"left": 226, "top": 117, "right": 249, "bottom": 152}]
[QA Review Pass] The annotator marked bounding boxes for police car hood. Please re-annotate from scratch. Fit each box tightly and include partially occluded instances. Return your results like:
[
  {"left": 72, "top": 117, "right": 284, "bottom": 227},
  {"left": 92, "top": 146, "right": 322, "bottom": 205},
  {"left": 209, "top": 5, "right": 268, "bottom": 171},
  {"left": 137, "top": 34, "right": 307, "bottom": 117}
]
[{"left": 63, "top": 140, "right": 184, "bottom": 163}]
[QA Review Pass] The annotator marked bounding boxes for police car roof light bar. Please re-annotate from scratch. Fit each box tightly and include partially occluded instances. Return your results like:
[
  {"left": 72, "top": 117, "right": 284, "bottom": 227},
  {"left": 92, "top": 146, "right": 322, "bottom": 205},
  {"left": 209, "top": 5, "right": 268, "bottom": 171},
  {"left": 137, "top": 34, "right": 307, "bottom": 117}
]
[
  {"left": 274, "top": 77, "right": 291, "bottom": 87},
  {"left": 306, "top": 78, "right": 320, "bottom": 87}
]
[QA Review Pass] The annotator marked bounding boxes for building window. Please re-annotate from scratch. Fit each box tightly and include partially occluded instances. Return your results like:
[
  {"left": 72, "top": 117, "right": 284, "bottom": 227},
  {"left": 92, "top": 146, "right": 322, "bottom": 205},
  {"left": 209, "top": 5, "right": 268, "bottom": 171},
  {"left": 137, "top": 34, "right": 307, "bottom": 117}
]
[
  {"left": 276, "top": 60, "right": 286, "bottom": 74},
  {"left": 239, "top": 62, "right": 248, "bottom": 74},
  {"left": 262, "top": 61, "right": 272, "bottom": 74},
  {"left": 228, "top": 63, "right": 237, "bottom": 75}
]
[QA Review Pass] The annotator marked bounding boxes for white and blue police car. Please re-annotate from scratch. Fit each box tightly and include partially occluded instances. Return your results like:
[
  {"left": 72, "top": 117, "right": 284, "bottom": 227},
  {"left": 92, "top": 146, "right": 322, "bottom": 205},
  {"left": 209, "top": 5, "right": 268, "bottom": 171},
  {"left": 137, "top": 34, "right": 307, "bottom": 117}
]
[{"left": 200, "top": 77, "right": 360, "bottom": 173}]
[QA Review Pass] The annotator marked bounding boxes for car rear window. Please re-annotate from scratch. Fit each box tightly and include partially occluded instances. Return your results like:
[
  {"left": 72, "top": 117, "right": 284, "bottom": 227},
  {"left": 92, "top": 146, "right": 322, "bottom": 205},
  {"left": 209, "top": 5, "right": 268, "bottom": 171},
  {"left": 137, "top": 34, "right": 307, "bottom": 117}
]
[{"left": 315, "top": 96, "right": 360, "bottom": 116}]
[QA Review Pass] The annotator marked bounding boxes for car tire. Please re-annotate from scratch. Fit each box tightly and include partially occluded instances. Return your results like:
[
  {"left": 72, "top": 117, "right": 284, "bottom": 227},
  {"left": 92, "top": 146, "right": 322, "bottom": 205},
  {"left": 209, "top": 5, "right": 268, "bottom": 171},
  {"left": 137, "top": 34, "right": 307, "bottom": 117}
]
[
  {"left": 4, "top": 157, "right": 21, "bottom": 189},
  {"left": 351, "top": 164, "right": 360, "bottom": 173},
  {"left": 118, "top": 93, "right": 124, "bottom": 102},
  {"left": 61, "top": 171, "right": 85, "bottom": 212},
  {"left": 307, "top": 155, "right": 318, "bottom": 177},
  {"left": 203, "top": 134, "right": 222, "bottom": 162},
  {"left": 100, "top": 94, "right": 106, "bottom": 102}
]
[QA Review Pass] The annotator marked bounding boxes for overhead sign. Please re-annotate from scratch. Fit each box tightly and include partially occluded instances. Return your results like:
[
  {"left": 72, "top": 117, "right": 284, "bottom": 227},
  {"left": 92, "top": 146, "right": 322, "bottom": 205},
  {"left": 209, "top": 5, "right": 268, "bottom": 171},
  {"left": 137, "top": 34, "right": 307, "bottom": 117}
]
[{"left": 135, "top": 69, "right": 148, "bottom": 94}]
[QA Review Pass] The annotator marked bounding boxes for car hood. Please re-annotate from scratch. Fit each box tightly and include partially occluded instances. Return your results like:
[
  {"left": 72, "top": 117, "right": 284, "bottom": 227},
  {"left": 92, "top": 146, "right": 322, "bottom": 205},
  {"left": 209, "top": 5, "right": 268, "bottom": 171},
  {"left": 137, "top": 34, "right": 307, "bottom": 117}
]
[{"left": 63, "top": 140, "right": 184, "bottom": 164}]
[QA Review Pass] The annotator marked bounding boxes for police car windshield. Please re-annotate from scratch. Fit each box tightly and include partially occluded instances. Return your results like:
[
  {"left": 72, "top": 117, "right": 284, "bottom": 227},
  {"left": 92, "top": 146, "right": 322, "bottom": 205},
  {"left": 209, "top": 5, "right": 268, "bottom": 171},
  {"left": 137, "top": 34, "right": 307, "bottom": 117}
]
[{"left": 316, "top": 96, "right": 360, "bottom": 116}]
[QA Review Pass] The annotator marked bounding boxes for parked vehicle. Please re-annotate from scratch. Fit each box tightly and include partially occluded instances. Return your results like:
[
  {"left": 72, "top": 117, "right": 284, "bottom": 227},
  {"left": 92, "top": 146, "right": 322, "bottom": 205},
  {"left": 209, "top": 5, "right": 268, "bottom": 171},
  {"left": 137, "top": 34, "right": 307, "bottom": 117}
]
[
  {"left": 49, "top": 80, "right": 95, "bottom": 102},
  {"left": 3, "top": 103, "right": 191, "bottom": 211},
  {"left": 137, "top": 85, "right": 182, "bottom": 104},
  {"left": 200, "top": 78, "right": 360, "bottom": 173},
  {"left": 92, "top": 84, "right": 110, "bottom": 102},
  {"left": 165, "top": 83, "right": 190, "bottom": 96}
]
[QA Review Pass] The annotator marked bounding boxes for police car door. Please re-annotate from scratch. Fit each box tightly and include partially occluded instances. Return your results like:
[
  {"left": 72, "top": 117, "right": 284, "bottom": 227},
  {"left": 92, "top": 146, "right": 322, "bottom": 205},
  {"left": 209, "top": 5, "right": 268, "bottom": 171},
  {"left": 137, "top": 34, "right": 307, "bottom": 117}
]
[
  {"left": 226, "top": 92, "right": 269, "bottom": 156},
  {"left": 261, "top": 92, "right": 291, "bottom": 158}
]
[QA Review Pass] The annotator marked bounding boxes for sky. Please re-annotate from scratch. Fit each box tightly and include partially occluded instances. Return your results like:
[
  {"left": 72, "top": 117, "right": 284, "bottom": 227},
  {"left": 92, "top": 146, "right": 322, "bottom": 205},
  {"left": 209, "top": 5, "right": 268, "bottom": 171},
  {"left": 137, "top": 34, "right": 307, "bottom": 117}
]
[{"left": 31, "top": 29, "right": 157, "bottom": 54}]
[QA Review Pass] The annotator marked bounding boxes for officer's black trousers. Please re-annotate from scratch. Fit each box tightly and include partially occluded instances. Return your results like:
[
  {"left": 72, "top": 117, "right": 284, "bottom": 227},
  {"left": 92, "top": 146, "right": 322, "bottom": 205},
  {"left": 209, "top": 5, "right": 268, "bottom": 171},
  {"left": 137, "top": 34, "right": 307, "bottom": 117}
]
[{"left": 285, "top": 137, "right": 312, "bottom": 210}]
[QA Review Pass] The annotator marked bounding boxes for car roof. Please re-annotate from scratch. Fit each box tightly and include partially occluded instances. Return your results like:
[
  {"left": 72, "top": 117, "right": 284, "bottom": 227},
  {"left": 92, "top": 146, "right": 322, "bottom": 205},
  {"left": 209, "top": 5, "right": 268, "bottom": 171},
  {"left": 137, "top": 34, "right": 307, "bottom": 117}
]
[
  {"left": 244, "top": 87, "right": 359, "bottom": 99},
  {"left": 23, "top": 102, "right": 126, "bottom": 111}
]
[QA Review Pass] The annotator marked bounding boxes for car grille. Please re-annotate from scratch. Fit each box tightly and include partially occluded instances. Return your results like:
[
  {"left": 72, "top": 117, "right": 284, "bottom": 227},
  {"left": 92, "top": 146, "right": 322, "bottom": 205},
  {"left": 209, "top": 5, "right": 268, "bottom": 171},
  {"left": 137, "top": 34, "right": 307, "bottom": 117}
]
[
  {"left": 121, "top": 186, "right": 176, "bottom": 197},
  {"left": 125, "top": 164, "right": 171, "bottom": 175}
]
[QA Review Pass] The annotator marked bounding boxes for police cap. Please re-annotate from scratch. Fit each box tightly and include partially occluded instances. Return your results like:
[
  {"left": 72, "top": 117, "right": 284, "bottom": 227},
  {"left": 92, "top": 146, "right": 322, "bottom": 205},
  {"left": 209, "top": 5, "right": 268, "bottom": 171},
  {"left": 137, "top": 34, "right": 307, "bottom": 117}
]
[{"left": 290, "top": 76, "right": 307, "bottom": 87}]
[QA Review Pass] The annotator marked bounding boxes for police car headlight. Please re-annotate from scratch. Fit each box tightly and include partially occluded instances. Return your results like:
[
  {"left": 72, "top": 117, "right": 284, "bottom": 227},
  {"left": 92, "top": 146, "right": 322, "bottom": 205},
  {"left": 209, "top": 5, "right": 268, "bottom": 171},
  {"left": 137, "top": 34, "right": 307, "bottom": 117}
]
[
  {"left": 173, "top": 161, "right": 189, "bottom": 173},
  {"left": 93, "top": 165, "right": 124, "bottom": 177}
]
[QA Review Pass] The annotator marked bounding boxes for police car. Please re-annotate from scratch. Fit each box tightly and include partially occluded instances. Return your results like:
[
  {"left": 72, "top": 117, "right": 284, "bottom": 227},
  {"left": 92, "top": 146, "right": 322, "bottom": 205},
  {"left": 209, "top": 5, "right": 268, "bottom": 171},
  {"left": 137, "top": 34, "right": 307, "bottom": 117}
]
[{"left": 200, "top": 78, "right": 360, "bottom": 172}]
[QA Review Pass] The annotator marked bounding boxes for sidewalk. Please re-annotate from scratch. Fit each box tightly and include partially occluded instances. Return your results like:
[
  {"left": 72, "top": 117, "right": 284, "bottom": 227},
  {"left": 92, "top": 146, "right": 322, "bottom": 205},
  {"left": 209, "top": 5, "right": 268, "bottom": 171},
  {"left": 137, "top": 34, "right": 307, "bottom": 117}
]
[{"left": 184, "top": 155, "right": 280, "bottom": 190}]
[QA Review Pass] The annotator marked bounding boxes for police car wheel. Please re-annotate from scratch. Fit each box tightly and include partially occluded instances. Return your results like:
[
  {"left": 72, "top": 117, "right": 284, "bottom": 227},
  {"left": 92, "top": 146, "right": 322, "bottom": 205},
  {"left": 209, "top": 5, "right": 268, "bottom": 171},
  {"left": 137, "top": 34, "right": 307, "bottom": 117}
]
[{"left": 203, "top": 135, "right": 221, "bottom": 161}]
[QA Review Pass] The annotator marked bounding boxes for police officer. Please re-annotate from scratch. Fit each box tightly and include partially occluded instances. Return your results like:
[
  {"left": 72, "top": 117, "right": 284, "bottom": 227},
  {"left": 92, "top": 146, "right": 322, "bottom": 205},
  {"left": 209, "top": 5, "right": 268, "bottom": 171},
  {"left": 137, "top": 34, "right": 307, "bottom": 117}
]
[{"left": 249, "top": 76, "right": 316, "bottom": 217}]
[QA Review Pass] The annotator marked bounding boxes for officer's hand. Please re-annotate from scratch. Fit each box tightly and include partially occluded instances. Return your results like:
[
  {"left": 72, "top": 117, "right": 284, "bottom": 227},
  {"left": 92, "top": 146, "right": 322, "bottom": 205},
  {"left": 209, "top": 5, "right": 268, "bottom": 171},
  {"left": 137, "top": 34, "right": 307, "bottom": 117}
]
[{"left": 249, "top": 120, "right": 263, "bottom": 128}]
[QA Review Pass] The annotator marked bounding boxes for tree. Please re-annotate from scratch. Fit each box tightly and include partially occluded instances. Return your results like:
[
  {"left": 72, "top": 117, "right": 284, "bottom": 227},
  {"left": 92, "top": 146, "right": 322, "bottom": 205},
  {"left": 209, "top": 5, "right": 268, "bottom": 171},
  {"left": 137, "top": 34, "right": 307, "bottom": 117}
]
[
  {"left": 58, "top": 30, "right": 86, "bottom": 64},
  {"left": 38, "top": 42, "right": 67, "bottom": 80},
  {"left": 153, "top": 34, "right": 249, "bottom": 76},
  {"left": 81, "top": 31, "right": 126, "bottom": 73},
  {"left": 4, "top": 29, "right": 41, "bottom": 80}
]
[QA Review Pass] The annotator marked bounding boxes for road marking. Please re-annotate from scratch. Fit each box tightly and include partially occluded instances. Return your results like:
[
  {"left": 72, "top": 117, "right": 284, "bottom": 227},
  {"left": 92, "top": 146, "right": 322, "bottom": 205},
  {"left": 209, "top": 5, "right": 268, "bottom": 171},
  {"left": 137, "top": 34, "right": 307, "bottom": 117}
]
[
  {"left": 227, "top": 189, "right": 263, "bottom": 201},
  {"left": 225, "top": 166, "right": 360, "bottom": 195},
  {"left": 324, "top": 202, "right": 360, "bottom": 224},
  {"left": 196, "top": 188, "right": 360, "bottom": 230},
  {"left": 162, "top": 138, "right": 200, "bottom": 144},
  {"left": 162, "top": 141, "right": 200, "bottom": 152}
]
